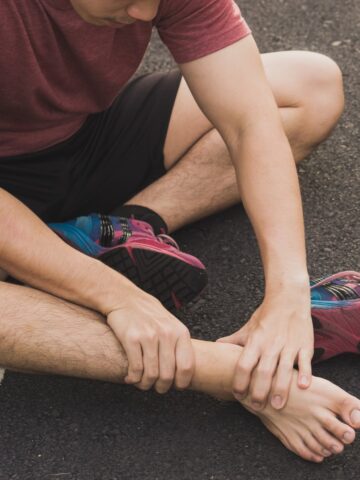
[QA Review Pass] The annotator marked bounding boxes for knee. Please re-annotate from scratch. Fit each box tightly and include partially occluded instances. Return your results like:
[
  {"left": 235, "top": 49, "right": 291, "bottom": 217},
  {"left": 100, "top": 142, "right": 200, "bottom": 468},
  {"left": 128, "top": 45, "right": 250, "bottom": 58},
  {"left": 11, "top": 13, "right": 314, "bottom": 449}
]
[{"left": 300, "top": 52, "right": 344, "bottom": 145}]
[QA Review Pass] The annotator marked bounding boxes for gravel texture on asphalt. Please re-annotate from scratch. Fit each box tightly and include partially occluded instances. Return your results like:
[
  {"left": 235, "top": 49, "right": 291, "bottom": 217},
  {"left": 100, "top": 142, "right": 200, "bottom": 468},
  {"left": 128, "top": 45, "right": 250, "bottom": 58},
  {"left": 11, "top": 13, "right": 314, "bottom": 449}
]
[{"left": 0, "top": 1, "right": 359, "bottom": 479}]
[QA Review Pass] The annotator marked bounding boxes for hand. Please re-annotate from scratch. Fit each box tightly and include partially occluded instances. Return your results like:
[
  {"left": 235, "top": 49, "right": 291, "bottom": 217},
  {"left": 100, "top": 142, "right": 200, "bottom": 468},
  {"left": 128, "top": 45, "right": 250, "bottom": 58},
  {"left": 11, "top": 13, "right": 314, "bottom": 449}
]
[
  {"left": 217, "top": 291, "right": 314, "bottom": 410},
  {"left": 107, "top": 291, "right": 194, "bottom": 394}
]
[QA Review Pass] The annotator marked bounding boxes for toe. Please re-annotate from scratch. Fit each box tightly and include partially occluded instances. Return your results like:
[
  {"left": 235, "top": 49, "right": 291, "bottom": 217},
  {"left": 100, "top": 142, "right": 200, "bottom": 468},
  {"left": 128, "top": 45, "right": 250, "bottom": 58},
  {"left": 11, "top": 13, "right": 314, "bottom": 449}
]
[
  {"left": 349, "top": 408, "right": 360, "bottom": 429},
  {"left": 302, "top": 431, "right": 329, "bottom": 458},
  {"left": 337, "top": 396, "right": 360, "bottom": 429},
  {"left": 313, "top": 423, "right": 347, "bottom": 454},
  {"left": 262, "top": 419, "right": 324, "bottom": 463},
  {"left": 292, "top": 435, "right": 325, "bottom": 463},
  {"left": 319, "top": 412, "right": 355, "bottom": 447}
]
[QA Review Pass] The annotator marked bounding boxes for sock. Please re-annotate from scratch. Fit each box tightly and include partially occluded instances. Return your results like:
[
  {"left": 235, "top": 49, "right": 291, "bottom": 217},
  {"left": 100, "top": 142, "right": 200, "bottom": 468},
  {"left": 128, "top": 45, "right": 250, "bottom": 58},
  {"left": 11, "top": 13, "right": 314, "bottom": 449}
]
[{"left": 109, "top": 205, "right": 168, "bottom": 235}]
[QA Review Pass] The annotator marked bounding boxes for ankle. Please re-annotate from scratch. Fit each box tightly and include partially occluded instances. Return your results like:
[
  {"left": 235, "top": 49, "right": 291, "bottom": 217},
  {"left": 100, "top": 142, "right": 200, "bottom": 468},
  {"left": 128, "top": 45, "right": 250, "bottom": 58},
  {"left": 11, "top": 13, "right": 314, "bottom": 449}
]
[{"left": 189, "top": 339, "right": 242, "bottom": 401}]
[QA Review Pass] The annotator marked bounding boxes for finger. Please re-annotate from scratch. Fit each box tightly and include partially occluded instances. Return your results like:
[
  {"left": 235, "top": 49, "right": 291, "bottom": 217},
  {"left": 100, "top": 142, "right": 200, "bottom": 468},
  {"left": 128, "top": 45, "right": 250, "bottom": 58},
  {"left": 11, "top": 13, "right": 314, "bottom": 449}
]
[
  {"left": 154, "top": 336, "right": 176, "bottom": 395},
  {"left": 232, "top": 344, "right": 260, "bottom": 400},
  {"left": 174, "top": 332, "right": 195, "bottom": 390},
  {"left": 270, "top": 350, "right": 296, "bottom": 409},
  {"left": 136, "top": 336, "right": 159, "bottom": 391},
  {"left": 124, "top": 340, "right": 144, "bottom": 385},
  {"left": 248, "top": 355, "right": 278, "bottom": 410},
  {"left": 297, "top": 348, "right": 313, "bottom": 389}
]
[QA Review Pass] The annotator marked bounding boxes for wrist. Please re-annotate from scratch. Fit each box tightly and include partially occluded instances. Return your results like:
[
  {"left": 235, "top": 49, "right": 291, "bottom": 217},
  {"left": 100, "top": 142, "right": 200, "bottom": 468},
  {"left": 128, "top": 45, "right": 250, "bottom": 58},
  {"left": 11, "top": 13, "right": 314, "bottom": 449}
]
[
  {"left": 265, "top": 272, "right": 310, "bottom": 297},
  {"left": 85, "top": 259, "right": 144, "bottom": 316}
]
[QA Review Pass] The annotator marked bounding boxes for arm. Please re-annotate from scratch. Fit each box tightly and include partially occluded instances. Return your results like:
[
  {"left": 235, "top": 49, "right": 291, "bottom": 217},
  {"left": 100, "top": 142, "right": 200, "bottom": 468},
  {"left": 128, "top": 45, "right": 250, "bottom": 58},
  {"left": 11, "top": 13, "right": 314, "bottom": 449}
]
[
  {"left": 179, "top": 35, "right": 313, "bottom": 408},
  {"left": 0, "top": 188, "right": 136, "bottom": 313},
  {"left": 0, "top": 188, "right": 194, "bottom": 392}
]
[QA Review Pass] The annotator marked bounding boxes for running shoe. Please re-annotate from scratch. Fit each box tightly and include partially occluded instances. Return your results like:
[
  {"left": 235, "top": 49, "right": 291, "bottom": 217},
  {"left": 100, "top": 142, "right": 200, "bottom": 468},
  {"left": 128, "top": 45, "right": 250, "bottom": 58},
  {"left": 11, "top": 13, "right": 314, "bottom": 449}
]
[
  {"left": 48, "top": 214, "right": 208, "bottom": 311},
  {"left": 311, "top": 271, "right": 360, "bottom": 362}
]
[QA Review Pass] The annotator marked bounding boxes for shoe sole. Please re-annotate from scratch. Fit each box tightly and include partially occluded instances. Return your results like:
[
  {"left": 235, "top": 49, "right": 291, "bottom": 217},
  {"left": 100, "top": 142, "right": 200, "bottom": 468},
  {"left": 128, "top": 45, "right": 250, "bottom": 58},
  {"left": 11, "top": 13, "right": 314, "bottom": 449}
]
[{"left": 99, "top": 246, "right": 208, "bottom": 311}]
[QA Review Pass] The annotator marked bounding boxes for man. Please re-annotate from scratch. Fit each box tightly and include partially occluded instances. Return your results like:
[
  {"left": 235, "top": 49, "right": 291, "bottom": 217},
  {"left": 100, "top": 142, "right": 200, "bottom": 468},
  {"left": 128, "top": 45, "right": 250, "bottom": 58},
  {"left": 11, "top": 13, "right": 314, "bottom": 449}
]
[{"left": 0, "top": 0, "right": 359, "bottom": 462}]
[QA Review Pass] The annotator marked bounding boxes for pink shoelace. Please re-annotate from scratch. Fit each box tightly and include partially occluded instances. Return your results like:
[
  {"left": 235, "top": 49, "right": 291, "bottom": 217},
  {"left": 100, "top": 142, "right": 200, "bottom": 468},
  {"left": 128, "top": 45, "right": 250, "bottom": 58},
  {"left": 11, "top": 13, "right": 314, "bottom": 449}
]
[
  {"left": 131, "top": 218, "right": 180, "bottom": 250},
  {"left": 157, "top": 233, "right": 180, "bottom": 250}
]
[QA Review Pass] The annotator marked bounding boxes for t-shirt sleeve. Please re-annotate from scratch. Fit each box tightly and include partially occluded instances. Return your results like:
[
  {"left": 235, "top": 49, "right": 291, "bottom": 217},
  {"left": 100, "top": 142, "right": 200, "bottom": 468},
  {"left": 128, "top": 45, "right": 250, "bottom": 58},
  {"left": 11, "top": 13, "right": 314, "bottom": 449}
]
[{"left": 153, "top": 0, "right": 251, "bottom": 64}]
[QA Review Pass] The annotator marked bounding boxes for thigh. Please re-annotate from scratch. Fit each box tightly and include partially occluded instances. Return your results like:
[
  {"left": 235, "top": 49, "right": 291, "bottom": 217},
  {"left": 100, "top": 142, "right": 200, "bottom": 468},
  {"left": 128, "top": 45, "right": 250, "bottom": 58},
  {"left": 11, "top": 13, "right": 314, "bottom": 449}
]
[{"left": 163, "top": 50, "right": 327, "bottom": 169}]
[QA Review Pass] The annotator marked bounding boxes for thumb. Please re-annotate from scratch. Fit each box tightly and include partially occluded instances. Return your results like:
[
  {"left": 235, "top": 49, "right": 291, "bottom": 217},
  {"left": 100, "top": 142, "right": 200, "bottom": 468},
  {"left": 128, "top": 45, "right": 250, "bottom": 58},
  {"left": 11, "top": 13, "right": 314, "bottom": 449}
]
[{"left": 216, "top": 328, "right": 248, "bottom": 346}]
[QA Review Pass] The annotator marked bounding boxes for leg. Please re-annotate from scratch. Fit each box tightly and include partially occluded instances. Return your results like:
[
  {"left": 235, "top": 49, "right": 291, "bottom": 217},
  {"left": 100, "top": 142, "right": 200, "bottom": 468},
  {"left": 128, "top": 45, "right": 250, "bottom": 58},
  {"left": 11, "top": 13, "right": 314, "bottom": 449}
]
[
  {"left": 128, "top": 51, "right": 344, "bottom": 232},
  {"left": 1, "top": 281, "right": 360, "bottom": 463}
]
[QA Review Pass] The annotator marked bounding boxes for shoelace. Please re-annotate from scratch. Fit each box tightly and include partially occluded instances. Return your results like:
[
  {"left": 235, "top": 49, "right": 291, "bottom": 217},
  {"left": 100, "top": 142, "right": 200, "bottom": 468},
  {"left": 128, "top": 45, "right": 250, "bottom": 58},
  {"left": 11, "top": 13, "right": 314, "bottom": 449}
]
[
  {"left": 310, "top": 270, "right": 360, "bottom": 301},
  {"left": 128, "top": 218, "right": 180, "bottom": 250},
  {"left": 157, "top": 233, "right": 180, "bottom": 250}
]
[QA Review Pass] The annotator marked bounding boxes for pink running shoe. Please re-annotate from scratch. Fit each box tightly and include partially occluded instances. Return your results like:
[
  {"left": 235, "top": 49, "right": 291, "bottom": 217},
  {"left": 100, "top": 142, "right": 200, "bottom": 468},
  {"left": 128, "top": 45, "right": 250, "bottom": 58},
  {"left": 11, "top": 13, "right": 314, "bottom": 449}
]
[
  {"left": 311, "top": 271, "right": 360, "bottom": 362},
  {"left": 48, "top": 214, "right": 207, "bottom": 311}
]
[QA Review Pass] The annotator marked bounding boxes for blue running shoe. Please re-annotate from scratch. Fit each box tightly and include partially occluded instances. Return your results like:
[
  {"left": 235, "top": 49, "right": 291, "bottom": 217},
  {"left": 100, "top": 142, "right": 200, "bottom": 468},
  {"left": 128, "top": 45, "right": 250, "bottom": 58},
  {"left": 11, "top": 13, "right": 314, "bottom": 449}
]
[{"left": 48, "top": 213, "right": 207, "bottom": 312}]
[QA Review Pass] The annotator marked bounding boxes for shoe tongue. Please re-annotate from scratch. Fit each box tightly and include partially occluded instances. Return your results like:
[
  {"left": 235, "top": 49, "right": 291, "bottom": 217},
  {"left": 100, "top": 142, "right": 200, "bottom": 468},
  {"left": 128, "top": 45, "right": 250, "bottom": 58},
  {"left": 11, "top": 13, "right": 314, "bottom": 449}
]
[{"left": 126, "top": 217, "right": 155, "bottom": 235}]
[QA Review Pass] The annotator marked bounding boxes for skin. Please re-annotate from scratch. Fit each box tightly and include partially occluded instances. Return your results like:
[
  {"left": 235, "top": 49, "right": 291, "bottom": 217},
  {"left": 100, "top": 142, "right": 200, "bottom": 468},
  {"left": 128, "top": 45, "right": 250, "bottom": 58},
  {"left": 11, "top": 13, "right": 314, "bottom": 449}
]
[
  {"left": 68, "top": 0, "right": 317, "bottom": 405},
  {"left": 129, "top": 47, "right": 344, "bottom": 405},
  {"left": 0, "top": 47, "right": 344, "bottom": 401},
  {"left": 69, "top": 0, "right": 161, "bottom": 26},
  {"left": 0, "top": 0, "right": 346, "bottom": 453},
  {"left": 0, "top": 280, "right": 360, "bottom": 463}
]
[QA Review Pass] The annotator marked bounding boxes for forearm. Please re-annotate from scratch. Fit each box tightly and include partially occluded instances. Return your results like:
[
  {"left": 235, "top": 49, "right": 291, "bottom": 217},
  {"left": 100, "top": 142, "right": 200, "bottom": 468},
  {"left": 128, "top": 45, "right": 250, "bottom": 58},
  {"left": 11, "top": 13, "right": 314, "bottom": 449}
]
[
  {"left": 181, "top": 35, "right": 309, "bottom": 288},
  {"left": 230, "top": 122, "right": 309, "bottom": 290},
  {"left": 0, "top": 188, "right": 140, "bottom": 314}
]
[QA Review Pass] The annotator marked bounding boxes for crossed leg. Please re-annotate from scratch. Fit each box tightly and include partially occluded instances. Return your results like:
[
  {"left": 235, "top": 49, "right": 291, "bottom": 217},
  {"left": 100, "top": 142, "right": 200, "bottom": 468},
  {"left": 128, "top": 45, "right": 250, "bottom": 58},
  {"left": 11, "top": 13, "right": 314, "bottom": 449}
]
[
  {"left": 128, "top": 51, "right": 344, "bottom": 232},
  {"left": 0, "top": 280, "right": 359, "bottom": 463},
  {"left": 0, "top": 51, "right": 353, "bottom": 463}
]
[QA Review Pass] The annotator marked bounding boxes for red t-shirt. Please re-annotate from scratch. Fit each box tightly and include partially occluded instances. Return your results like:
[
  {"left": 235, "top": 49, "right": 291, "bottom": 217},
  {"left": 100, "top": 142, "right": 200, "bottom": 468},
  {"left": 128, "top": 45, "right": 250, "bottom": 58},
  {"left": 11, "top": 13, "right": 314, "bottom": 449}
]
[{"left": 0, "top": 0, "right": 251, "bottom": 156}]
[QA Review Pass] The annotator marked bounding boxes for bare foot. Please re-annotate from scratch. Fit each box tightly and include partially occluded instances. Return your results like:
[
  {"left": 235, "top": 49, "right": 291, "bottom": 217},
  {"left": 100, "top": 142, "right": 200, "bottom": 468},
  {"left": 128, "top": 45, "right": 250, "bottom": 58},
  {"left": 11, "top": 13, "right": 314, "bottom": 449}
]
[
  {"left": 241, "top": 373, "right": 360, "bottom": 462},
  {"left": 188, "top": 340, "right": 360, "bottom": 463}
]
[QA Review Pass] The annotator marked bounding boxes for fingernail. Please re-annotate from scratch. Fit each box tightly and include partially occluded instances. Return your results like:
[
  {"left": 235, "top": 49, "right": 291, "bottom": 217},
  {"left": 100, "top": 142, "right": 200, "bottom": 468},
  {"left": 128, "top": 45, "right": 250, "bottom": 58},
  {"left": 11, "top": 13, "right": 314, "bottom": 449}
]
[
  {"left": 331, "top": 445, "right": 340, "bottom": 453},
  {"left": 322, "top": 449, "right": 331, "bottom": 457},
  {"left": 350, "top": 409, "right": 360, "bottom": 425},
  {"left": 343, "top": 431, "right": 353, "bottom": 443},
  {"left": 300, "top": 375, "right": 309, "bottom": 387},
  {"left": 251, "top": 401, "right": 262, "bottom": 410},
  {"left": 271, "top": 395, "right": 283, "bottom": 409}
]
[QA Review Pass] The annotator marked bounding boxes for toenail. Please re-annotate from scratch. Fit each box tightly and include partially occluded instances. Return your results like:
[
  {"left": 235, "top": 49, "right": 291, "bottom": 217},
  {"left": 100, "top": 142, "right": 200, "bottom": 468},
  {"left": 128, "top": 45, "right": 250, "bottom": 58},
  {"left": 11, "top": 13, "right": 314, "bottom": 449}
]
[
  {"left": 322, "top": 449, "right": 331, "bottom": 457},
  {"left": 343, "top": 431, "right": 353, "bottom": 443},
  {"left": 234, "top": 393, "right": 246, "bottom": 402},
  {"left": 350, "top": 409, "right": 360, "bottom": 425}
]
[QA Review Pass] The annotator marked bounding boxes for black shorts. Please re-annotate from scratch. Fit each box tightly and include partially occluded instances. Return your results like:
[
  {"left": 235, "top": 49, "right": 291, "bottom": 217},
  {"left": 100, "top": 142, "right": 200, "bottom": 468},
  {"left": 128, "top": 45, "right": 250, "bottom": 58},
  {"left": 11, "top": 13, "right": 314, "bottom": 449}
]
[{"left": 0, "top": 69, "right": 182, "bottom": 223}]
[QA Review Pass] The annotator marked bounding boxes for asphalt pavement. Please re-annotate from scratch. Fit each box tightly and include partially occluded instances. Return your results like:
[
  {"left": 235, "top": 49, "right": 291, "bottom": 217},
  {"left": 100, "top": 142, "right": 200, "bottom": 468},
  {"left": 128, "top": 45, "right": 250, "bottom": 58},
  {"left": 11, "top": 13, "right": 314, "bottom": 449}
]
[{"left": 0, "top": 1, "right": 359, "bottom": 479}]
